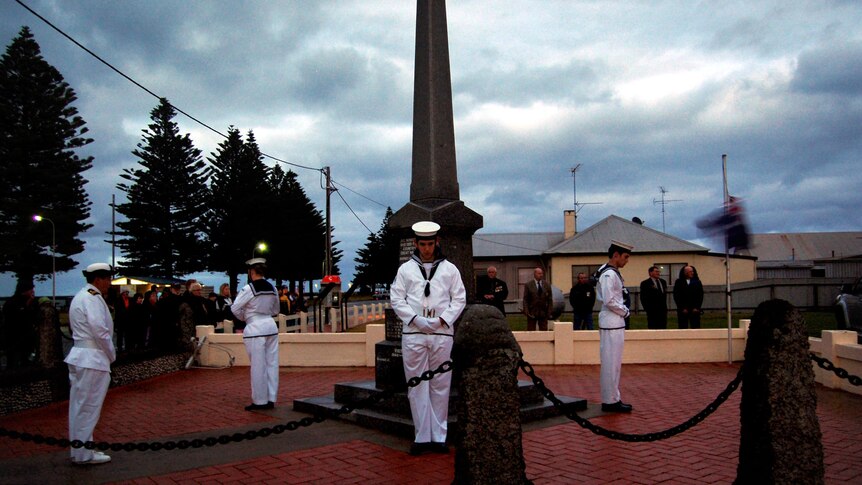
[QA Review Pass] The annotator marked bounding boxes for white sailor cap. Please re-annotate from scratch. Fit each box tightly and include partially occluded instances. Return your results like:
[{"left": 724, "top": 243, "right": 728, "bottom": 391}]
[
  {"left": 609, "top": 240, "right": 634, "bottom": 254},
  {"left": 245, "top": 257, "right": 267, "bottom": 267},
  {"left": 412, "top": 221, "right": 440, "bottom": 239},
  {"left": 82, "top": 262, "right": 113, "bottom": 277}
]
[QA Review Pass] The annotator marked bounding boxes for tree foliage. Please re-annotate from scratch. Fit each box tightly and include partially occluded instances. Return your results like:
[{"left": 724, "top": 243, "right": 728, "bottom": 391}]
[
  {"left": 115, "top": 98, "right": 209, "bottom": 278},
  {"left": 264, "top": 165, "right": 328, "bottom": 288},
  {"left": 353, "top": 207, "right": 399, "bottom": 290},
  {"left": 0, "top": 27, "right": 93, "bottom": 286},
  {"left": 204, "top": 127, "right": 272, "bottom": 292}
]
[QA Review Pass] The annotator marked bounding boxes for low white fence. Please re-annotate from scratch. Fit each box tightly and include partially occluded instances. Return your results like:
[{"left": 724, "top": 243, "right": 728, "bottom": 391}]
[
  {"left": 215, "top": 301, "right": 389, "bottom": 335},
  {"left": 194, "top": 321, "right": 861, "bottom": 396}
]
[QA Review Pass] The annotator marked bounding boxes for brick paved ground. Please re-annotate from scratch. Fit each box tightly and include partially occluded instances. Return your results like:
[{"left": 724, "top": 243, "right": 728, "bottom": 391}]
[{"left": 0, "top": 363, "right": 860, "bottom": 484}]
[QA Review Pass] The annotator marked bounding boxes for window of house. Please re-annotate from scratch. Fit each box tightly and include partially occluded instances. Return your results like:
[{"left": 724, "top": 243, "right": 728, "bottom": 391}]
[{"left": 664, "top": 263, "right": 689, "bottom": 284}]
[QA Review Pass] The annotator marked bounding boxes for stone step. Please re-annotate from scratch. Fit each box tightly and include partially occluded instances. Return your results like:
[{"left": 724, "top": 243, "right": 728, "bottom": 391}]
[{"left": 293, "top": 379, "right": 587, "bottom": 439}]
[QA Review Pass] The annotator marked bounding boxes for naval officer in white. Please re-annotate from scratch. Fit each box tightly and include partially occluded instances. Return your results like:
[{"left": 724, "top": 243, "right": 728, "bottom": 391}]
[{"left": 66, "top": 262, "right": 116, "bottom": 465}]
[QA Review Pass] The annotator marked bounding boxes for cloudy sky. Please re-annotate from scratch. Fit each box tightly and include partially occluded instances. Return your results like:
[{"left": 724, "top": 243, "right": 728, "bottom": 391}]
[{"left": 2, "top": 0, "right": 861, "bottom": 296}]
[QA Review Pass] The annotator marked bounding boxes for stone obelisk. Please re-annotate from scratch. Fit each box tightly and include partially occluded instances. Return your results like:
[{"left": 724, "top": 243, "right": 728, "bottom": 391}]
[{"left": 390, "top": 0, "right": 483, "bottom": 300}]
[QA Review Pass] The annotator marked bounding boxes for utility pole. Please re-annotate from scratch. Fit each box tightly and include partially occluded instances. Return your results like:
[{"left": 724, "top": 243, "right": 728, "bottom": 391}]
[
  {"left": 111, "top": 194, "right": 116, "bottom": 269},
  {"left": 653, "top": 186, "right": 682, "bottom": 233},
  {"left": 570, "top": 164, "right": 601, "bottom": 213},
  {"left": 323, "top": 166, "right": 336, "bottom": 276}
]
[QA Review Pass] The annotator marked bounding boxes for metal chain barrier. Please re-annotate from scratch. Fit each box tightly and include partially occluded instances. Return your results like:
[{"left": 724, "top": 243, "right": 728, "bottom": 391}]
[
  {"left": 3, "top": 355, "right": 853, "bottom": 450},
  {"left": 519, "top": 359, "right": 743, "bottom": 442},
  {"left": 0, "top": 361, "right": 454, "bottom": 452},
  {"left": 809, "top": 353, "right": 862, "bottom": 386}
]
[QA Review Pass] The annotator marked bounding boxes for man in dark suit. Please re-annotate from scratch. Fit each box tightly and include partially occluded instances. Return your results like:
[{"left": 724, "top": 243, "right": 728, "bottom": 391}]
[
  {"left": 639, "top": 266, "right": 668, "bottom": 329},
  {"left": 523, "top": 267, "right": 553, "bottom": 331}
]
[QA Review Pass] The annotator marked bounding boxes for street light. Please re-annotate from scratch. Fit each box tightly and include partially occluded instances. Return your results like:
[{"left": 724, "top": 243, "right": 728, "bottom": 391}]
[
  {"left": 252, "top": 242, "right": 267, "bottom": 259},
  {"left": 32, "top": 215, "right": 56, "bottom": 306}
]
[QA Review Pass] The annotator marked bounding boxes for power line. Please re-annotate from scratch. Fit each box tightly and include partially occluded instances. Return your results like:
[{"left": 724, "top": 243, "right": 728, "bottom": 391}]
[
  {"left": 14, "top": 0, "right": 321, "bottom": 174},
  {"left": 334, "top": 190, "right": 374, "bottom": 235},
  {"left": 331, "top": 179, "right": 388, "bottom": 208},
  {"left": 15, "top": 0, "right": 395, "bottom": 241}
]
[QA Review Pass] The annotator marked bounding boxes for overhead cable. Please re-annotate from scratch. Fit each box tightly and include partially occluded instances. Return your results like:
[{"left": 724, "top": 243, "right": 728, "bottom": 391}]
[{"left": 14, "top": 0, "right": 320, "bottom": 173}]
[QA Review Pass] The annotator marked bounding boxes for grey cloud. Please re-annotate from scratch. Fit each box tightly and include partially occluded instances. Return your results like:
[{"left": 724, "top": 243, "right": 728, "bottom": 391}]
[
  {"left": 791, "top": 42, "right": 862, "bottom": 96},
  {"left": 455, "top": 59, "right": 612, "bottom": 107}
]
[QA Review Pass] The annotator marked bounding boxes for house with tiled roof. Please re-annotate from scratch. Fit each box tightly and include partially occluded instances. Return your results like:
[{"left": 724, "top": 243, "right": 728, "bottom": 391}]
[{"left": 472, "top": 212, "right": 756, "bottom": 304}]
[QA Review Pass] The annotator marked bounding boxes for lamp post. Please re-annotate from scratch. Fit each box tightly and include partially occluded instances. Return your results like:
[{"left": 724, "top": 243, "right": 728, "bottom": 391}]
[
  {"left": 32, "top": 215, "right": 56, "bottom": 306},
  {"left": 252, "top": 242, "right": 267, "bottom": 259}
]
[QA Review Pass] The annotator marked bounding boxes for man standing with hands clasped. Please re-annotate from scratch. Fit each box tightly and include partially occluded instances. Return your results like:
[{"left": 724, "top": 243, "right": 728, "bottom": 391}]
[
  {"left": 596, "top": 241, "right": 634, "bottom": 413},
  {"left": 477, "top": 266, "right": 508, "bottom": 315},
  {"left": 390, "top": 221, "right": 466, "bottom": 456},
  {"left": 66, "top": 263, "right": 116, "bottom": 465}
]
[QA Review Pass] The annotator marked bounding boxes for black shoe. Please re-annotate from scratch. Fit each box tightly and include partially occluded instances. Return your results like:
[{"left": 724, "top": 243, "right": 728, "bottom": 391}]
[
  {"left": 430, "top": 442, "right": 449, "bottom": 454},
  {"left": 409, "top": 442, "right": 431, "bottom": 456},
  {"left": 601, "top": 401, "right": 633, "bottom": 413},
  {"left": 245, "top": 402, "right": 275, "bottom": 411}
]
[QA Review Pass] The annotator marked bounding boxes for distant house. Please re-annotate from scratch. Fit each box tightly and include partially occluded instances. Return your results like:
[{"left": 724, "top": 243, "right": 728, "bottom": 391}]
[
  {"left": 473, "top": 212, "right": 757, "bottom": 303},
  {"left": 746, "top": 232, "right": 862, "bottom": 279}
]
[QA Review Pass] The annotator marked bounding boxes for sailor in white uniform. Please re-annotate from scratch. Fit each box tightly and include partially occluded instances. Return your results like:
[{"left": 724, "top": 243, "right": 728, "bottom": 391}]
[
  {"left": 231, "top": 258, "right": 281, "bottom": 411},
  {"left": 65, "top": 263, "right": 116, "bottom": 465},
  {"left": 596, "top": 240, "right": 634, "bottom": 413},
  {"left": 390, "top": 221, "right": 466, "bottom": 455}
]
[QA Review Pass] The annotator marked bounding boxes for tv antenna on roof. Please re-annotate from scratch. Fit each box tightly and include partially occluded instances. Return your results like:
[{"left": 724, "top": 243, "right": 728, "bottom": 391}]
[
  {"left": 571, "top": 164, "right": 602, "bottom": 214},
  {"left": 653, "top": 186, "right": 682, "bottom": 233}
]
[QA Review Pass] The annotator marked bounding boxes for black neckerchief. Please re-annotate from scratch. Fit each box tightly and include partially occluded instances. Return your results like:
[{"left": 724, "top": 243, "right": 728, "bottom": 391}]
[{"left": 411, "top": 248, "right": 445, "bottom": 297}]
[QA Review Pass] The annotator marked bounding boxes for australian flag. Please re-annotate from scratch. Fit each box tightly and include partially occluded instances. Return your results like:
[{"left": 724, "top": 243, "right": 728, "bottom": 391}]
[{"left": 696, "top": 196, "right": 751, "bottom": 253}]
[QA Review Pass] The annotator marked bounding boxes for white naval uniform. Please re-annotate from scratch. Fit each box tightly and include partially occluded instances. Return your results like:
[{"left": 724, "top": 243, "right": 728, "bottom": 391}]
[
  {"left": 65, "top": 283, "right": 116, "bottom": 463},
  {"left": 390, "top": 253, "right": 466, "bottom": 444},
  {"left": 231, "top": 279, "right": 281, "bottom": 405},
  {"left": 596, "top": 264, "right": 630, "bottom": 405}
]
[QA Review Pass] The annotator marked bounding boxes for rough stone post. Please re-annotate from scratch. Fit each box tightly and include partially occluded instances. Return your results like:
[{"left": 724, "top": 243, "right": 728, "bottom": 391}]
[
  {"left": 35, "top": 300, "right": 69, "bottom": 401},
  {"left": 36, "top": 300, "right": 64, "bottom": 369},
  {"left": 736, "top": 299, "right": 824, "bottom": 484},
  {"left": 452, "top": 305, "right": 531, "bottom": 484}
]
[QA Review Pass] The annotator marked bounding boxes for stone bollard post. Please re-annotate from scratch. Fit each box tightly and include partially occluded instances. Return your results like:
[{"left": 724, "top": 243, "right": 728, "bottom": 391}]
[
  {"left": 36, "top": 300, "right": 64, "bottom": 369},
  {"left": 37, "top": 300, "right": 68, "bottom": 401},
  {"left": 452, "top": 305, "right": 531, "bottom": 485},
  {"left": 736, "top": 299, "right": 824, "bottom": 484}
]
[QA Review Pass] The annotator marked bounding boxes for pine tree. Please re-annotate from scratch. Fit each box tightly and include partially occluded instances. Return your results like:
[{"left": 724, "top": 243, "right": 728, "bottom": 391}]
[
  {"left": 353, "top": 231, "right": 380, "bottom": 292},
  {"left": 267, "top": 167, "right": 327, "bottom": 288},
  {"left": 115, "top": 98, "right": 209, "bottom": 278},
  {"left": 353, "top": 207, "right": 399, "bottom": 290},
  {"left": 0, "top": 27, "right": 93, "bottom": 286},
  {"left": 205, "top": 128, "right": 272, "bottom": 292}
]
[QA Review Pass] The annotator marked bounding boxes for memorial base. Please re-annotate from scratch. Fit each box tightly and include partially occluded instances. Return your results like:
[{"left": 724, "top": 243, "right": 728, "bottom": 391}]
[{"left": 293, "top": 379, "right": 586, "bottom": 439}]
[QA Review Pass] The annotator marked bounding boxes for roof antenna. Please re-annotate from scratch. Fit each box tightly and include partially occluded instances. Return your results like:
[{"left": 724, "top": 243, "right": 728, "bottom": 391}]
[
  {"left": 571, "top": 164, "right": 602, "bottom": 213},
  {"left": 653, "top": 186, "right": 682, "bottom": 233}
]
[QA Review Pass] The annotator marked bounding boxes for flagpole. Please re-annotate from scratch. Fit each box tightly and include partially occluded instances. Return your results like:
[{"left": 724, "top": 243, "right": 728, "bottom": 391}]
[{"left": 723, "top": 154, "right": 732, "bottom": 363}]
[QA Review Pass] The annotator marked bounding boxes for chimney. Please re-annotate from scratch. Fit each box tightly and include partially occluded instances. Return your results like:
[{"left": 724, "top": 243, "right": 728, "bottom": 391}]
[{"left": 564, "top": 210, "right": 576, "bottom": 239}]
